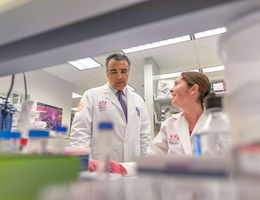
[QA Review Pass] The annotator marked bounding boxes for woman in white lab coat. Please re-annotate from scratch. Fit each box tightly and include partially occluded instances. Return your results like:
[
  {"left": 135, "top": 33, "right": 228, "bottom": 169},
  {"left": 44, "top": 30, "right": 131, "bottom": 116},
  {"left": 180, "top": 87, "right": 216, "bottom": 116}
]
[
  {"left": 146, "top": 71, "right": 211, "bottom": 156},
  {"left": 113, "top": 71, "right": 212, "bottom": 175}
]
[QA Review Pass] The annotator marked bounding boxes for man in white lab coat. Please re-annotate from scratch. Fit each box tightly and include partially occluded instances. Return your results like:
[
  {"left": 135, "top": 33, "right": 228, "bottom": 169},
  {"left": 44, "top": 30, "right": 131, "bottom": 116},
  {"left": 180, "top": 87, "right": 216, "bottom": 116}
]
[{"left": 70, "top": 53, "right": 151, "bottom": 163}]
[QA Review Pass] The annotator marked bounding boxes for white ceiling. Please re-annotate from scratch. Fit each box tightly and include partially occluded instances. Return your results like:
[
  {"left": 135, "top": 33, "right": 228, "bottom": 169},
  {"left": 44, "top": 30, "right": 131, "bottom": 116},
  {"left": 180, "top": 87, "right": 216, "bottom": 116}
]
[{"left": 42, "top": 34, "right": 225, "bottom": 108}]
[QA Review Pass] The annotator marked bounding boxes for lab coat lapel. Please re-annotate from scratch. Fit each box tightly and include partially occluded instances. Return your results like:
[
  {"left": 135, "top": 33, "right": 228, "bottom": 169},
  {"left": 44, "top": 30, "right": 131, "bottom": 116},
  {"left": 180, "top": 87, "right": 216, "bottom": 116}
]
[
  {"left": 191, "top": 112, "right": 206, "bottom": 136},
  {"left": 103, "top": 83, "right": 122, "bottom": 111},
  {"left": 175, "top": 114, "right": 192, "bottom": 155},
  {"left": 126, "top": 87, "right": 134, "bottom": 122}
]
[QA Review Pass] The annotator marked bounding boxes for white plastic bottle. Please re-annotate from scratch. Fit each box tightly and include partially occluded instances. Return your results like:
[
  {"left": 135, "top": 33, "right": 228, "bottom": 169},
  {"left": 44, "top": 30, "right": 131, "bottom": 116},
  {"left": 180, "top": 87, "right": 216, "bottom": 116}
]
[
  {"left": 0, "top": 131, "right": 10, "bottom": 152},
  {"left": 96, "top": 121, "right": 113, "bottom": 176},
  {"left": 54, "top": 126, "right": 67, "bottom": 154},
  {"left": 9, "top": 131, "right": 21, "bottom": 152},
  {"left": 0, "top": 131, "right": 21, "bottom": 152},
  {"left": 27, "top": 129, "right": 50, "bottom": 154},
  {"left": 194, "top": 96, "right": 231, "bottom": 155}
]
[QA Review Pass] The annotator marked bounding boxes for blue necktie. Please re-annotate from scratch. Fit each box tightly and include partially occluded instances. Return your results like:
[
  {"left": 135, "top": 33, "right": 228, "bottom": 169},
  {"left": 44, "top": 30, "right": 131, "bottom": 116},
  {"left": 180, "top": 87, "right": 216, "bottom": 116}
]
[{"left": 117, "top": 90, "right": 127, "bottom": 121}]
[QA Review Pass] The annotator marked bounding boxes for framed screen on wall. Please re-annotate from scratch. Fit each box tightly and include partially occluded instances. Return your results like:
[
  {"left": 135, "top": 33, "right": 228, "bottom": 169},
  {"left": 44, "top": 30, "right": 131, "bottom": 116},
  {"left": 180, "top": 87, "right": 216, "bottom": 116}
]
[
  {"left": 36, "top": 102, "right": 62, "bottom": 130},
  {"left": 210, "top": 80, "right": 226, "bottom": 92}
]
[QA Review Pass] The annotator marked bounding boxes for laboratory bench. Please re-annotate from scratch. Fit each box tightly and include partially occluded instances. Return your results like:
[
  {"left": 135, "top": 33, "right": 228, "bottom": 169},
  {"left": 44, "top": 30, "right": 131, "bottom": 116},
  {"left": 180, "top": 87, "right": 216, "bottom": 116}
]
[{"left": 37, "top": 172, "right": 260, "bottom": 200}]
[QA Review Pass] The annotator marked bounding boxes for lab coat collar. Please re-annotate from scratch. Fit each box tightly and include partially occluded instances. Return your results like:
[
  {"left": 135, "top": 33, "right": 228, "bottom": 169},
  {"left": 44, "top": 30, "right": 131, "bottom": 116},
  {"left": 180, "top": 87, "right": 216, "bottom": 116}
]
[
  {"left": 103, "top": 83, "right": 127, "bottom": 123},
  {"left": 107, "top": 82, "right": 127, "bottom": 96},
  {"left": 175, "top": 111, "right": 206, "bottom": 155},
  {"left": 103, "top": 83, "right": 122, "bottom": 110},
  {"left": 191, "top": 111, "right": 207, "bottom": 136}
]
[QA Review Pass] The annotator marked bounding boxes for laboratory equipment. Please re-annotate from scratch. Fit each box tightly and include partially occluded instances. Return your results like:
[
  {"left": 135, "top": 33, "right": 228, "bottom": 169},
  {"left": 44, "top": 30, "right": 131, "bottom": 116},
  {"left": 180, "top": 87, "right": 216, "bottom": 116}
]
[
  {"left": 96, "top": 121, "right": 113, "bottom": 176},
  {"left": 219, "top": 10, "right": 260, "bottom": 177},
  {"left": 219, "top": 11, "right": 260, "bottom": 145},
  {"left": 18, "top": 100, "right": 34, "bottom": 139},
  {"left": 0, "top": 131, "right": 21, "bottom": 152},
  {"left": 26, "top": 129, "right": 50, "bottom": 154},
  {"left": 53, "top": 126, "right": 67, "bottom": 154},
  {"left": 194, "top": 96, "right": 231, "bottom": 155},
  {"left": 9, "top": 131, "right": 21, "bottom": 152}
]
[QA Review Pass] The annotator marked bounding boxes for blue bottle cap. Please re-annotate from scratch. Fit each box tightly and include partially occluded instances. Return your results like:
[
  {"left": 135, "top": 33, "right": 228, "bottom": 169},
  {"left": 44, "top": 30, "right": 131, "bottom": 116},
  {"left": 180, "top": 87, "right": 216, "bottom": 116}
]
[
  {"left": 29, "top": 130, "right": 50, "bottom": 138},
  {"left": 10, "top": 132, "right": 21, "bottom": 139},
  {"left": 0, "top": 131, "right": 11, "bottom": 139},
  {"left": 98, "top": 122, "right": 113, "bottom": 130},
  {"left": 55, "top": 126, "right": 68, "bottom": 132}
]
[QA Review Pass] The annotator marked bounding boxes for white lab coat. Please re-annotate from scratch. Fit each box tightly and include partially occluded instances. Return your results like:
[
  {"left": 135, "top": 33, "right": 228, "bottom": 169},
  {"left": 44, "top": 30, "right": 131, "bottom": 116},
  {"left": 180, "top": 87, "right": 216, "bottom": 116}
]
[
  {"left": 121, "top": 112, "right": 207, "bottom": 175},
  {"left": 70, "top": 83, "right": 151, "bottom": 162},
  {"left": 146, "top": 112, "right": 207, "bottom": 156}
]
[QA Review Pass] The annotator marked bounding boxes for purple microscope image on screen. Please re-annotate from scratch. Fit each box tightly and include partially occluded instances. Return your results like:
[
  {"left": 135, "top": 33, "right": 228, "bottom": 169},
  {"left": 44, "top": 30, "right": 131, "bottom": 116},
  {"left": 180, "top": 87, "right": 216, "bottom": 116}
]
[{"left": 36, "top": 102, "right": 62, "bottom": 130}]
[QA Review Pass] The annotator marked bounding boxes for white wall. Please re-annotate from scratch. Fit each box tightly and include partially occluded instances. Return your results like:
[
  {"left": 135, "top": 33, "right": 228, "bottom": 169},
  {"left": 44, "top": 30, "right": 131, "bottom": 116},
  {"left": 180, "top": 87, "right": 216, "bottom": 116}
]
[{"left": 0, "top": 70, "right": 73, "bottom": 128}]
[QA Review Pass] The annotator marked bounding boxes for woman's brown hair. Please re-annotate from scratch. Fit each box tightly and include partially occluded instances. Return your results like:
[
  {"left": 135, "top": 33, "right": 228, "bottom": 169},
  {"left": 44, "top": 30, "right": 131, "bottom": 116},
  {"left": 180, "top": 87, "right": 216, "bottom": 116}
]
[{"left": 181, "top": 71, "right": 211, "bottom": 105}]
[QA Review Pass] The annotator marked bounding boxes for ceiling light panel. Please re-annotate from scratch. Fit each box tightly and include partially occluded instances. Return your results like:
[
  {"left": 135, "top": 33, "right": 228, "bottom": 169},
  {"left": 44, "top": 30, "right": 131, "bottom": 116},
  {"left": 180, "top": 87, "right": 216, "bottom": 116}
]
[
  {"left": 202, "top": 65, "right": 225, "bottom": 73},
  {"left": 194, "top": 27, "right": 227, "bottom": 39},
  {"left": 122, "top": 35, "right": 191, "bottom": 53},
  {"left": 153, "top": 69, "right": 199, "bottom": 80},
  {"left": 68, "top": 57, "right": 102, "bottom": 70}
]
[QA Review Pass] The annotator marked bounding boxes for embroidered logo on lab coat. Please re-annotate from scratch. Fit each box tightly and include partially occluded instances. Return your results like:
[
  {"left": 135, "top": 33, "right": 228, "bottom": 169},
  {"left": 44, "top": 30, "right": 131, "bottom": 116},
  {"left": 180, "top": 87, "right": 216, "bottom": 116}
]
[
  {"left": 169, "top": 134, "right": 180, "bottom": 144},
  {"left": 98, "top": 100, "right": 107, "bottom": 111},
  {"left": 136, "top": 107, "right": 140, "bottom": 117}
]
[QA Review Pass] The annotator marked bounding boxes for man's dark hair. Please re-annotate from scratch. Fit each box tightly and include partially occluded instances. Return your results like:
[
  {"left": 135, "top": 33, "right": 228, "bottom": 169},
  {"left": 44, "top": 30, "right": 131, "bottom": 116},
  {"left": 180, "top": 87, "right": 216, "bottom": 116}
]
[{"left": 105, "top": 53, "right": 131, "bottom": 70}]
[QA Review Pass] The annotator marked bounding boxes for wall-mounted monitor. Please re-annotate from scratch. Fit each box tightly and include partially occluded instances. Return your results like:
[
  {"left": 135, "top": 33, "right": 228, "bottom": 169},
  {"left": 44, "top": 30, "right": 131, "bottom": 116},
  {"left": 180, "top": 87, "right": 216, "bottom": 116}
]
[{"left": 36, "top": 102, "right": 62, "bottom": 130}]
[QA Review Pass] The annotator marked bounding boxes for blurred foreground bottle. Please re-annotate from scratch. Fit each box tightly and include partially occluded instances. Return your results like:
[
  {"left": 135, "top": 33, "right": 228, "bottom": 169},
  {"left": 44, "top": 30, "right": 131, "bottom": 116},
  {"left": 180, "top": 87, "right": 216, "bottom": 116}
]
[
  {"left": 194, "top": 95, "right": 231, "bottom": 155},
  {"left": 96, "top": 121, "right": 113, "bottom": 177},
  {"left": 53, "top": 126, "right": 68, "bottom": 154},
  {"left": 25, "top": 129, "right": 50, "bottom": 154},
  {"left": 0, "top": 131, "right": 21, "bottom": 152}
]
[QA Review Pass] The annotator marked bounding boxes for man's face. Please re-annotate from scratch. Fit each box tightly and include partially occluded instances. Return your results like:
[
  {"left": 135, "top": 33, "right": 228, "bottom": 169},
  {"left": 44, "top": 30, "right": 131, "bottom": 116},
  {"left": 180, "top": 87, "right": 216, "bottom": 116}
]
[{"left": 106, "top": 59, "right": 129, "bottom": 90}]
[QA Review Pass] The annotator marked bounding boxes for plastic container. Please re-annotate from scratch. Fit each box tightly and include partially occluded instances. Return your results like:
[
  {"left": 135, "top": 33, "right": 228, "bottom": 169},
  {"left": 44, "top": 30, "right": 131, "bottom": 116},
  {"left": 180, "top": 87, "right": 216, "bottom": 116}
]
[
  {"left": 9, "top": 131, "right": 21, "bottom": 152},
  {"left": 161, "top": 111, "right": 165, "bottom": 121},
  {"left": 97, "top": 121, "right": 113, "bottom": 175},
  {"left": 0, "top": 131, "right": 21, "bottom": 152},
  {"left": 27, "top": 129, "right": 50, "bottom": 154},
  {"left": 0, "top": 131, "right": 11, "bottom": 152},
  {"left": 194, "top": 96, "right": 231, "bottom": 155},
  {"left": 219, "top": 11, "right": 260, "bottom": 145},
  {"left": 53, "top": 126, "right": 68, "bottom": 154}
]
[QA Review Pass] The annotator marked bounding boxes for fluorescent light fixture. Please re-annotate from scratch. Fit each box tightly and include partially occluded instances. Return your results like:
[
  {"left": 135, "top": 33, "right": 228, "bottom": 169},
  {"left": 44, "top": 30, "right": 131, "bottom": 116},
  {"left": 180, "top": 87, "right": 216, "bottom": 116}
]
[
  {"left": 128, "top": 84, "right": 136, "bottom": 91},
  {"left": 122, "top": 35, "right": 191, "bottom": 53},
  {"left": 72, "top": 92, "right": 82, "bottom": 98},
  {"left": 0, "top": 0, "right": 32, "bottom": 14},
  {"left": 153, "top": 69, "right": 199, "bottom": 80},
  {"left": 202, "top": 65, "right": 225, "bottom": 73},
  {"left": 194, "top": 27, "right": 227, "bottom": 39},
  {"left": 68, "top": 57, "right": 102, "bottom": 70},
  {"left": 153, "top": 72, "right": 181, "bottom": 80}
]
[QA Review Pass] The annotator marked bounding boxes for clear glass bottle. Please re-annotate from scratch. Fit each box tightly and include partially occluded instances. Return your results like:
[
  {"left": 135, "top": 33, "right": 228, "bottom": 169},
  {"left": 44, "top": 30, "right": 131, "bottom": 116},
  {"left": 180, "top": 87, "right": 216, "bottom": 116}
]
[
  {"left": 194, "top": 96, "right": 231, "bottom": 155},
  {"left": 9, "top": 131, "right": 21, "bottom": 152},
  {"left": 27, "top": 129, "right": 50, "bottom": 154},
  {"left": 0, "top": 131, "right": 21, "bottom": 152},
  {"left": 0, "top": 131, "right": 10, "bottom": 152},
  {"left": 161, "top": 111, "right": 165, "bottom": 121},
  {"left": 96, "top": 121, "right": 113, "bottom": 176},
  {"left": 54, "top": 126, "right": 67, "bottom": 154}
]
